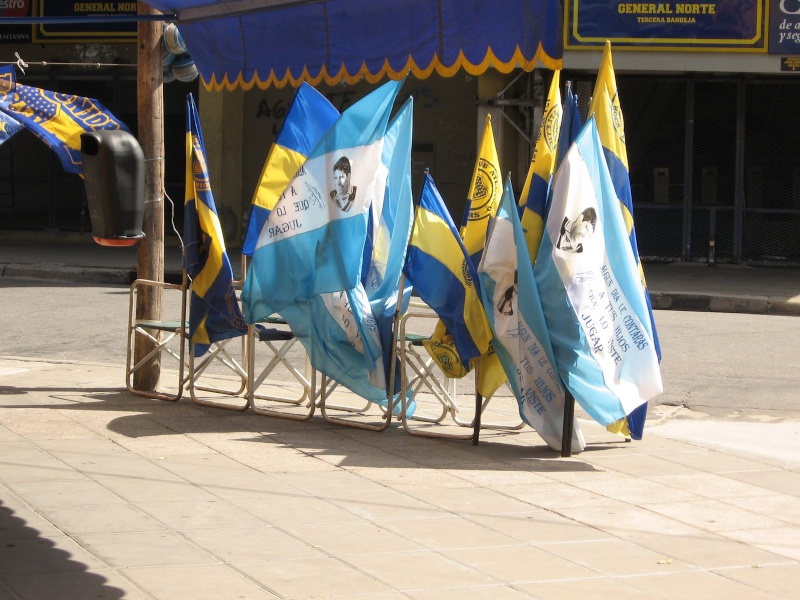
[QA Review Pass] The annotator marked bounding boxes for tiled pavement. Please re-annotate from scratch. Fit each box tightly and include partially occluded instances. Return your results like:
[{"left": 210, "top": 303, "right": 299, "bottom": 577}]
[{"left": 1, "top": 357, "right": 799, "bottom": 599}]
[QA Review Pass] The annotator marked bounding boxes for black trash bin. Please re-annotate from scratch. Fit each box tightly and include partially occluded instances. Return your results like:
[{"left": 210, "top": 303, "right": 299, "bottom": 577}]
[{"left": 80, "top": 130, "right": 145, "bottom": 247}]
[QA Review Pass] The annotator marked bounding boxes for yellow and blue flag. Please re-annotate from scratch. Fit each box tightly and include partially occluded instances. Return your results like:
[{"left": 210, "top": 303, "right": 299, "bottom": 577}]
[
  {"left": 589, "top": 40, "right": 661, "bottom": 438},
  {"left": 184, "top": 94, "right": 248, "bottom": 357},
  {"left": 0, "top": 111, "right": 22, "bottom": 146},
  {"left": 242, "top": 79, "right": 405, "bottom": 409},
  {"left": 459, "top": 115, "right": 507, "bottom": 399},
  {"left": 518, "top": 70, "right": 561, "bottom": 266},
  {"left": 0, "top": 66, "right": 130, "bottom": 175},
  {"left": 478, "top": 175, "right": 585, "bottom": 453},
  {"left": 534, "top": 117, "right": 662, "bottom": 436},
  {"left": 242, "top": 82, "right": 339, "bottom": 256},
  {"left": 403, "top": 172, "right": 492, "bottom": 368}
]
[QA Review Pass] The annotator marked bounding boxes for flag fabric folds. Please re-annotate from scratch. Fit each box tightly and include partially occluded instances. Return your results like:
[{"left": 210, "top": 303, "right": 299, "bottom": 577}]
[
  {"left": 242, "top": 79, "right": 406, "bottom": 409},
  {"left": 459, "top": 116, "right": 507, "bottom": 398},
  {"left": 518, "top": 70, "right": 561, "bottom": 266},
  {"left": 589, "top": 40, "right": 661, "bottom": 438},
  {"left": 0, "top": 66, "right": 131, "bottom": 175},
  {"left": 403, "top": 172, "right": 492, "bottom": 369},
  {"left": 0, "top": 111, "right": 22, "bottom": 147},
  {"left": 242, "top": 83, "right": 339, "bottom": 256},
  {"left": 184, "top": 94, "right": 248, "bottom": 358},
  {"left": 534, "top": 117, "right": 662, "bottom": 432},
  {"left": 478, "top": 175, "right": 585, "bottom": 453}
]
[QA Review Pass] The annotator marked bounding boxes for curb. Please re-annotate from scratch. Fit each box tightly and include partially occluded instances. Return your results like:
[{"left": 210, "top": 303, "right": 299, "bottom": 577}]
[
  {"left": 650, "top": 291, "right": 800, "bottom": 316},
  {"left": 0, "top": 263, "right": 183, "bottom": 286}
]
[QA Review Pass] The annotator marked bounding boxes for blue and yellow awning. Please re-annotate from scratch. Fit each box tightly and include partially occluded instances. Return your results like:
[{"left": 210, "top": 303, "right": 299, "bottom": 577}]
[{"left": 145, "top": 0, "right": 563, "bottom": 90}]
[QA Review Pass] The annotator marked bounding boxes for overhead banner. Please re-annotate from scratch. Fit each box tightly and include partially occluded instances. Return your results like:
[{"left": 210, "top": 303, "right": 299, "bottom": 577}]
[
  {"left": 565, "top": 0, "right": 766, "bottom": 51},
  {"left": 770, "top": 0, "right": 800, "bottom": 54},
  {"left": 32, "top": 0, "right": 137, "bottom": 43}
]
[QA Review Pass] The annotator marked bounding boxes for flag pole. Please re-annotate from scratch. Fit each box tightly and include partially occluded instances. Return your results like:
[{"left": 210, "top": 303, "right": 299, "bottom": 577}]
[
  {"left": 561, "top": 389, "right": 575, "bottom": 457},
  {"left": 473, "top": 361, "right": 482, "bottom": 446}
]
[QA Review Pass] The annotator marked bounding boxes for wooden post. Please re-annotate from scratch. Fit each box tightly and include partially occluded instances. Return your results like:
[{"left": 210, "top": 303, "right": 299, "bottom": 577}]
[{"left": 132, "top": 2, "right": 165, "bottom": 391}]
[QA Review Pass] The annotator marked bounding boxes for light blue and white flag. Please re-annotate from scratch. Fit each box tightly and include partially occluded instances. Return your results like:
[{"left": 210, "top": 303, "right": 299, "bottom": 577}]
[
  {"left": 534, "top": 117, "right": 662, "bottom": 431},
  {"left": 479, "top": 175, "right": 585, "bottom": 453},
  {"left": 364, "top": 97, "right": 415, "bottom": 395},
  {"left": 242, "top": 79, "right": 406, "bottom": 410}
]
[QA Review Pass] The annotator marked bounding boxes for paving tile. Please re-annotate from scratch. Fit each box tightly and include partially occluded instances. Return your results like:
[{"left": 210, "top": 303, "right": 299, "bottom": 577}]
[
  {"left": 348, "top": 465, "right": 474, "bottom": 490},
  {"left": 630, "top": 532, "right": 791, "bottom": 570},
  {"left": 723, "top": 525, "right": 800, "bottom": 561},
  {"left": 283, "top": 520, "right": 424, "bottom": 554},
  {"left": 181, "top": 525, "right": 323, "bottom": 562},
  {"left": 724, "top": 468, "right": 800, "bottom": 497},
  {"left": 516, "top": 577, "right": 660, "bottom": 600},
  {"left": 327, "top": 487, "right": 443, "bottom": 521},
  {"left": 0, "top": 441, "right": 81, "bottom": 482},
  {"left": 501, "top": 481, "right": 619, "bottom": 511},
  {"left": 123, "top": 563, "right": 280, "bottom": 600},
  {"left": 405, "top": 486, "right": 538, "bottom": 515},
  {"left": 716, "top": 563, "right": 800, "bottom": 598},
  {"left": 443, "top": 544, "right": 598, "bottom": 583},
  {"left": 658, "top": 449, "right": 785, "bottom": 474},
  {"left": 467, "top": 510, "right": 613, "bottom": 544},
  {"left": 99, "top": 476, "right": 220, "bottom": 504},
  {"left": 0, "top": 534, "right": 106, "bottom": 574},
  {"left": 651, "top": 473, "right": 776, "bottom": 500},
  {"left": 0, "top": 569, "right": 150, "bottom": 600},
  {"left": 237, "top": 555, "right": 394, "bottom": 598},
  {"left": 137, "top": 499, "right": 267, "bottom": 530},
  {"left": 568, "top": 473, "right": 701, "bottom": 505},
  {"left": 75, "top": 531, "right": 216, "bottom": 568},
  {"left": 231, "top": 492, "right": 363, "bottom": 526},
  {"left": 272, "top": 469, "right": 389, "bottom": 499},
  {"left": 6, "top": 479, "right": 126, "bottom": 508},
  {"left": 38, "top": 503, "right": 165, "bottom": 535},
  {"left": 624, "top": 569, "right": 788, "bottom": 600},
  {"left": 643, "top": 497, "right": 787, "bottom": 532},
  {"left": 1, "top": 504, "right": 65, "bottom": 539},
  {"left": 723, "top": 493, "right": 800, "bottom": 526},
  {"left": 378, "top": 516, "right": 523, "bottom": 551},
  {"left": 582, "top": 453, "right": 700, "bottom": 478},
  {"left": 558, "top": 501, "right": 705, "bottom": 538},
  {"left": 407, "top": 585, "right": 534, "bottom": 600},
  {"left": 539, "top": 538, "right": 697, "bottom": 576},
  {"left": 340, "top": 550, "right": 499, "bottom": 591}
]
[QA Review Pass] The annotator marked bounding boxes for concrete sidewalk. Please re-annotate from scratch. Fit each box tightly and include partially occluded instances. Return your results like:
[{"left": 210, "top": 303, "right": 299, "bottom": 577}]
[
  {"left": 1, "top": 356, "right": 799, "bottom": 600},
  {"left": 2, "top": 235, "right": 800, "bottom": 598}
]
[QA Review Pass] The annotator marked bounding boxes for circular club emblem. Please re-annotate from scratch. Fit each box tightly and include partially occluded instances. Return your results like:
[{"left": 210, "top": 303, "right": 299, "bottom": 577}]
[
  {"left": 543, "top": 103, "right": 561, "bottom": 152},
  {"left": 461, "top": 258, "right": 474, "bottom": 288},
  {"left": 430, "top": 341, "right": 461, "bottom": 373},
  {"left": 469, "top": 158, "right": 499, "bottom": 220}
]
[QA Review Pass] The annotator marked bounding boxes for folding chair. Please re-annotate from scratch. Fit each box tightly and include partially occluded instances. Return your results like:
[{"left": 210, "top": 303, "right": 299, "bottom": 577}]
[
  {"left": 247, "top": 316, "right": 318, "bottom": 420},
  {"left": 397, "top": 303, "right": 524, "bottom": 441},
  {"left": 186, "top": 254, "right": 251, "bottom": 411},
  {"left": 125, "top": 271, "right": 190, "bottom": 402}
]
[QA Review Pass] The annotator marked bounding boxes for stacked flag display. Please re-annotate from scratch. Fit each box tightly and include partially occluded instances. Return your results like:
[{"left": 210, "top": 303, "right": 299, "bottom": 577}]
[
  {"left": 478, "top": 175, "right": 585, "bottom": 453},
  {"left": 589, "top": 41, "right": 661, "bottom": 439},
  {"left": 242, "top": 79, "right": 410, "bottom": 411},
  {"left": 534, "top": 117, "right": 662, "bottom": 433}
]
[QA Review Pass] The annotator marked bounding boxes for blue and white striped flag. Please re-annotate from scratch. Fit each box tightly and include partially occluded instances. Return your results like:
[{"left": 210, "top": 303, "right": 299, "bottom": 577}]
[
  {"left": 479, "top": 175, "right": 585, "bottom": 453},
  {"left": 534, "top": 117, "right": 662, "bottom": 432}
]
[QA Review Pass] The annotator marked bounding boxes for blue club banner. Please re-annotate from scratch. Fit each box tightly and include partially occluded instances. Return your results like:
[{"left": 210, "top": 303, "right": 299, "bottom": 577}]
[{"left": 566, "top": 0, "right": 766, "bottom": 51}]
